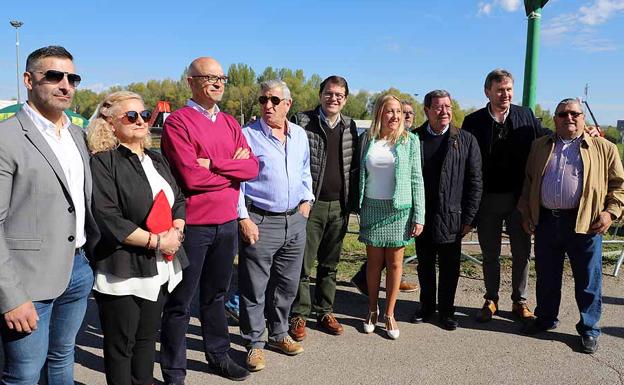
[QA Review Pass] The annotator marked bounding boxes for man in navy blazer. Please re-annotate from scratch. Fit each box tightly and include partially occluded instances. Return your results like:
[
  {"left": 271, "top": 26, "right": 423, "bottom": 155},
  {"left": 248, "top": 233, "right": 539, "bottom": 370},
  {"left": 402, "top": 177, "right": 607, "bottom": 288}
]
[{"left": 0, "top": 46, "right": 99, "bottom": 384}]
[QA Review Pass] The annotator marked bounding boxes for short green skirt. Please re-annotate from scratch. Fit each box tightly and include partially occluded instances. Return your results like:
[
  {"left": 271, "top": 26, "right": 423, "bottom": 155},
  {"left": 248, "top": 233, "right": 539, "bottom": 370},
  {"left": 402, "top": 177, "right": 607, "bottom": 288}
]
[{"left": 358, "top": 197, "right": 414, "bottom": 247}]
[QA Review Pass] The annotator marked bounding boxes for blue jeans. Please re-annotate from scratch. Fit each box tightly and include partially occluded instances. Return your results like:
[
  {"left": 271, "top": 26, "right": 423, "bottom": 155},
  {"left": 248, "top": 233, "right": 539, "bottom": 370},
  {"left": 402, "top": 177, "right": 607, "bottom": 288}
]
[
  {"left": 534, "top": 209, "right": 603, "bottom": 337},
  {"left": 1, "top": 249, "right": 94, "bottom": 385}
]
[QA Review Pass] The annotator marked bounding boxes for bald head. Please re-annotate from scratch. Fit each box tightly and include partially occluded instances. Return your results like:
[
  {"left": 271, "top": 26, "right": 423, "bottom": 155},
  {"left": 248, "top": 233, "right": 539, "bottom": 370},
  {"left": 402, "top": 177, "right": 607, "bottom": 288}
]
[
  {"left": 188, "top": 57, "right": 223, "bottom": 77},
  {"left": 186, "top": 57, "right": 226, "bottom": 109}
]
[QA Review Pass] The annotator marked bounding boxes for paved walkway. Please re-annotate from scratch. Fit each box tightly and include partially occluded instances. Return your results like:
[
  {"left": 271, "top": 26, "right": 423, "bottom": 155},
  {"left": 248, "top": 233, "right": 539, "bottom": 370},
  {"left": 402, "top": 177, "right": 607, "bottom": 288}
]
[{"left": 69, "top": 267, "right": 624, "bottom": 385}]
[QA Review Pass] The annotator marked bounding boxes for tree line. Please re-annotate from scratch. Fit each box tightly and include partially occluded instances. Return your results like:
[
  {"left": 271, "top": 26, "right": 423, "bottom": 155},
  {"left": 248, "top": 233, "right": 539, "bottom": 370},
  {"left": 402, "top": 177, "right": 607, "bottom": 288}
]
[{"left": 72, "top": 63, "right": 612, "bottom": 136}]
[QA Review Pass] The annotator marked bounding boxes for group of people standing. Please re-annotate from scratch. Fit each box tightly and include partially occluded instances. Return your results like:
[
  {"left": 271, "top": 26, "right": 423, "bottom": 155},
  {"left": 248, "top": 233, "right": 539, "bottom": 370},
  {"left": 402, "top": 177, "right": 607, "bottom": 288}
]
[{"left": 1, "top": 45, "right": 623, "bottom": 385}]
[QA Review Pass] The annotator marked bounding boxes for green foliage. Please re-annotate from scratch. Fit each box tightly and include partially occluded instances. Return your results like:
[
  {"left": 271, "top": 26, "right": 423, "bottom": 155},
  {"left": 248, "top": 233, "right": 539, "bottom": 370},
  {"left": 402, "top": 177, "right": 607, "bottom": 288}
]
[
  {"left": 343, "top": 91, "right": 371, "bottom": 119},
  {"left": 603, "top": 126, "right": 620, "bottom": 144},
  {"left": 72, "top": 89, "right": 100, "bottom": 118},
  {"left": 71, "top": 66, "right": 482, "bottom": 128},
  {"left": 534, "top": 104, "right": 554, "bottom": 131}
]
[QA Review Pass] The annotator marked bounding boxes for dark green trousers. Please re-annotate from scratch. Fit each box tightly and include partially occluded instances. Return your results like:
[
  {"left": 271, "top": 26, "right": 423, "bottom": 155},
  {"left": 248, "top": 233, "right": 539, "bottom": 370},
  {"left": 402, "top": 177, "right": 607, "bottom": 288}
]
[{"left": 291, "top": 200, "right": 348, "bottom": 318}]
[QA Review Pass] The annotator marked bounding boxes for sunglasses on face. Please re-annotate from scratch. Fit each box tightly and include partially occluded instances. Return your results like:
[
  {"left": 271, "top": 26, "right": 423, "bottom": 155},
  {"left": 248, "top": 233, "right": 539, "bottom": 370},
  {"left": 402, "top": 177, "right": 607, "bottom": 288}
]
[
  {"left": 121, "top": 110, "right": 152, "bottom": 124},
  {"left": 556, "top": 111, "right": 583, "bottom": 119},
  {"left": 258, "top": 95, "right": 285, "bottom": 105},
  {"left": 31, "top": 70, "right": 81, "bottom": 87}
]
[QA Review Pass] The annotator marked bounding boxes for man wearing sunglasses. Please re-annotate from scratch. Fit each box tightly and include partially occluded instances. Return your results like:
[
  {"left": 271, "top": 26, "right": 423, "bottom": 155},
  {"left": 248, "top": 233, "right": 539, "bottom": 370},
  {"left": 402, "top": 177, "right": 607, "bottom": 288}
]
[
  {"left": 160, "top": 57, "right": 259, "bottom": 383},
  {"left": 518, "top": 98, "right": 624, "bottom": 354},
  {"left": 0, "top": 46, "right": 99, "bottom": 384},
  {"left": 237, "top": 80, "right": 314, "bottom": 372}
]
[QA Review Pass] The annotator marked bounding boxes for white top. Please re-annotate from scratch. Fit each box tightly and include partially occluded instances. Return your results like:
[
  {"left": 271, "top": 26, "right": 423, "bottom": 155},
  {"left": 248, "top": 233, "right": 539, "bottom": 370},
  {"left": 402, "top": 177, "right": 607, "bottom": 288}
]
[
  {"left": 187, "top": 99, "right": 220, "bottom": 122},
  {"left": 93, "top": 154, "right": 183, "bottom": 301},
  {"left": 365, "top": 139, "right": 396, "bottom": 199},
  {"left": 22, "top": 102, "right": 86, "bottom": 249}
]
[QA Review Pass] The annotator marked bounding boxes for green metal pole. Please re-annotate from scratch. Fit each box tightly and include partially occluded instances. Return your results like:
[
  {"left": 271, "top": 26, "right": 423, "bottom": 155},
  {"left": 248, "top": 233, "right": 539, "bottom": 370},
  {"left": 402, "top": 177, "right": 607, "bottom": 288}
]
[{"left": 522, "top": 2, "right": 542, "bottom": 111}]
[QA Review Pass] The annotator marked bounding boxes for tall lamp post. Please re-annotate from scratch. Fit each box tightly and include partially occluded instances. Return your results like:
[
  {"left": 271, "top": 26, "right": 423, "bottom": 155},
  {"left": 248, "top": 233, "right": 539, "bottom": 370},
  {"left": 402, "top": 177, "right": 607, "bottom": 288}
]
[
  {"left": 522, "top": 1, "right": 548, "bottom": 112},
  {"left": 10, "top": 20, "right": 24, "bottom": 104}
]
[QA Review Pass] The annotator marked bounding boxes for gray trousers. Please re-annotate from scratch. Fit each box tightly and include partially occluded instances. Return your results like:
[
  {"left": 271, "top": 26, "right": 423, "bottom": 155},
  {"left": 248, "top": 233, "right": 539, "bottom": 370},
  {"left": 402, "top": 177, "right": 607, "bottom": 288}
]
[
  {"left": 239, "top": 211, "right": 307, "bottom": 349},
  {"left": 477, "top": 192, "right": 531, "bottom": 303}
]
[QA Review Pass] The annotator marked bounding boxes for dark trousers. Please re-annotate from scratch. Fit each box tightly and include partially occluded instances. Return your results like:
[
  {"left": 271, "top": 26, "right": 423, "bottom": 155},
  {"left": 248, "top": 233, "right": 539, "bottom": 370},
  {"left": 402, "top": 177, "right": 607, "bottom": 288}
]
[
  {"left": 534, "top": 209, "right": 602, "bottom": 337},
  {"left": 160, "top": 221, "right": 238, "bottom": 383},
  {"left": 292, "top": 200, "right": 347, "bottom": 318},
  {"left": 416, "top": 234, "right": 461, "bottom": 316},
  {"left": 477, "top": 193, "right": 531, "bottom": 302},
  {"left": 95, "top": 288, "right": 165, "bottom": 385},
  {"left": 239, "top": 211, "right": 307, "bottom": 349}
]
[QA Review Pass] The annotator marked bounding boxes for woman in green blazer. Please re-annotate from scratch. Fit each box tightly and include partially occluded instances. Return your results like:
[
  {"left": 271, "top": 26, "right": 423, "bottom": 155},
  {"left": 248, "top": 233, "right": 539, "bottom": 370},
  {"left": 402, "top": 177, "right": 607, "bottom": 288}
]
[{"left": 358, "top": 94, "right": 425, "bottom": 339}]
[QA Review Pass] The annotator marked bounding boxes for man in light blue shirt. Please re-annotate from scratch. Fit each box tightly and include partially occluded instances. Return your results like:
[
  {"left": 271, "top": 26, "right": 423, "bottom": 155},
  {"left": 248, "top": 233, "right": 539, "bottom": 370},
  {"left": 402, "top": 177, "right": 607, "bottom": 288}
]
[{"left": 237, "top": 80, "right": 314, "bottom": 372}]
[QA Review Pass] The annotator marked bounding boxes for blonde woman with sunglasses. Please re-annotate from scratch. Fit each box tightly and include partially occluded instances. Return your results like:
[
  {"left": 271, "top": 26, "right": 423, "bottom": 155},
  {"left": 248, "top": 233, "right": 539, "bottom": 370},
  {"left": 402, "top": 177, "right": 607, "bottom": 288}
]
[{"left": 87, "top": 91, "right": 188, "bottom": 385}]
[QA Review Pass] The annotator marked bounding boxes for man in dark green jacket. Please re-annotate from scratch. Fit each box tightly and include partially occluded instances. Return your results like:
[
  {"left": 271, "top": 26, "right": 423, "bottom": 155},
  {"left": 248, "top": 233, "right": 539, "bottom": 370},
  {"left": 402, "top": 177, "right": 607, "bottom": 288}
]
[{"left": 289, "top": 76, "right": 359, "bottom": 341}]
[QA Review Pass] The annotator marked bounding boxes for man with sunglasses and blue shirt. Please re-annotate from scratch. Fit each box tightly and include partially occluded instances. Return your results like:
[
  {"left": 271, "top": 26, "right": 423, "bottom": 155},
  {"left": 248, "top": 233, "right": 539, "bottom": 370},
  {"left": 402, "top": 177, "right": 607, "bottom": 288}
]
[
  {"left": 0, "top": 46, "right": 100, "bottom": 384},
  {"left": 518, "top": 98, "right": 624, "bottom": 354},
  {"left": 237, "top": 80, "right": 314, "bottom": 372},
  {"left": 160, "top": 56, "right": 259, "bottom": 383}
]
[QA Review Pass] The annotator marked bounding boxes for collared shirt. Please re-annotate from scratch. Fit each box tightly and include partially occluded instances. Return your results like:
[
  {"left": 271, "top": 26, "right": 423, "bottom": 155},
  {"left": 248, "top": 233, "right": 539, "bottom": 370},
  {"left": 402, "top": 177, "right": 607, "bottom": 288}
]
[
  {"left": 237, "top": 118, "right": 314, "bottom": 218},
  {"left": 487, "top": 103, "right": 510, "bottom": 124},
  {"left": 518, "top": 132, "right": 624, "bottom": 234},
  {"left": 186, "top": 99, "right": 220, "bottom": 122},
  {"left": 319, "top": 107, "right": 341, "bottom": 129},
  {"left": 22, "top": 102, "right": 86, "bottom": 248},
  {"left": 426, "top": 124, "right": 449, "bottom": 136},
  {"left": 540, "top": 136, "right": 583, "bottom": 209}
]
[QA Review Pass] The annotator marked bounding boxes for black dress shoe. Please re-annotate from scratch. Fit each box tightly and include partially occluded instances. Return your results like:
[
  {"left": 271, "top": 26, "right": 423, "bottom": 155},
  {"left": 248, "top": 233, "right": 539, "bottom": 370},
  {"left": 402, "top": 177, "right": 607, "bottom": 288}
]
[
  {"left": 209, "top": 356, "right": 250, "bottom": 381},
  {"left": 523, "top": 319, "right": 558, "bottom": 335},
  {"left": 581, "top": 335, "right": 599, "bottom": 354},
  {"left": 439, "top": 315, "right": 458, "bottom": 331},
  {"left": 410, "top": 309, "right": 434, "bottom": 323}
]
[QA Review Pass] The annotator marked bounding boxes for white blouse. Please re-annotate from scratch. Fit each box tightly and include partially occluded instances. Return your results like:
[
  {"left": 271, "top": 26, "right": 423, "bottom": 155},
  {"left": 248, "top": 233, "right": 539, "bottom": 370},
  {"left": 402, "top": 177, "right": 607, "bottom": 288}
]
[
  {"left": 93, "top": 154, "right": 183, "bottom": 301},
  {"left": 365, "top": 139, "right": 396, "bottom": 200}
]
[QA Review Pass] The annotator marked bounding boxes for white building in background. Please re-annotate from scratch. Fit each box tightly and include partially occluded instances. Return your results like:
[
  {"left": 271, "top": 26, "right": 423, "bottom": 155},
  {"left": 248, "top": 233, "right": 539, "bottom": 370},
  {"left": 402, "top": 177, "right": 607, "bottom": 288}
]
[{"left": 0, "top": 100, "right": 17, "bottom": 109}]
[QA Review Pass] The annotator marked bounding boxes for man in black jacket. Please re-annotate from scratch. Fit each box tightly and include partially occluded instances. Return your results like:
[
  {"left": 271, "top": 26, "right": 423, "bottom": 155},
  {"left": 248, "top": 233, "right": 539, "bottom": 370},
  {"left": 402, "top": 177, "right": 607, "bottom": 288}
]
[
  {"left": 462, "top": 69, "right": 549, "bottom": 323},
  {"left": 289, "top": 76, "right": 360, "bottom": 340},
  {"left": 411, "top": 90, "right": 482, "bottom": 330}
]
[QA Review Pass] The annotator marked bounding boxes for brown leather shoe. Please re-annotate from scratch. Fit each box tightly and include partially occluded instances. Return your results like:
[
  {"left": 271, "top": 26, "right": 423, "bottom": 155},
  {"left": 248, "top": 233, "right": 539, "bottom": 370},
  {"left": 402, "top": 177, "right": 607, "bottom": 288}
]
[
  {"left": 512, "top": 302, "right": 535, "bottom": 321},
  {"left": 246, "top": 348, "right": 265, "bottom": 372},
  {"left": 289, "top": 316, "right": 306, "bottom": 341},
  {"left": 268, "top": 336, "right": 304, "bottom": 356},
  {"left": 399, "top": 280, "right": 418, "bottom": 293},
  {"left": 476, "top": 299, "right": 498, "bottom": 323},
  {"left": 318, "top": 313, "right": 344, "bottom": 335}
]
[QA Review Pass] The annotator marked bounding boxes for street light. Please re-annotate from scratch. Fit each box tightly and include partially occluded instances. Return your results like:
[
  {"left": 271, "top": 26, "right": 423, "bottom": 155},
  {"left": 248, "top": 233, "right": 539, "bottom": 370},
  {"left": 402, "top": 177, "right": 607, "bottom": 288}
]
[{"left": 10, "top": 20, "right": 24, "bottom": 104}]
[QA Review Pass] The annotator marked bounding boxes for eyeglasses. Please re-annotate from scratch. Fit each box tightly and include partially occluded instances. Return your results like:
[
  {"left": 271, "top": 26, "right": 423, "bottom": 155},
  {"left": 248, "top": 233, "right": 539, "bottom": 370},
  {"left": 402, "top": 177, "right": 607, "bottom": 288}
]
[
  {"left": 322, "top": 92, "right": 346, "bottom": 101},
  {"left": 190, "top": 74, "right": 228, "bottom": 84},
  {"left": 429, "top": 105, "right": 452, "bottom": 113},
  {"left": 121, "top": 110, "right": 152, "bottom": 124},
  {"left": 31, "top": 70, "right": 81, "bottom": 87},
  {"left": 258, "top": 95, "right": 286, "bottom": 105},
  {"left": 556, "top": 111, "right": 583, "bottom": 119},
  {"left": 404, "top": 111, "right": 415, "bottom": 117}
]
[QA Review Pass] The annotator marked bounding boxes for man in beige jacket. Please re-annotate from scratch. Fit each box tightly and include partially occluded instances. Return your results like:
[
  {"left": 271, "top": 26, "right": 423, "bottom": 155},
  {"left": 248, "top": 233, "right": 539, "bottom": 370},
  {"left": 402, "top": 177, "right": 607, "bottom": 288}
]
[{"left": 518, "top": 98, "right": 624, "bottom": 354}]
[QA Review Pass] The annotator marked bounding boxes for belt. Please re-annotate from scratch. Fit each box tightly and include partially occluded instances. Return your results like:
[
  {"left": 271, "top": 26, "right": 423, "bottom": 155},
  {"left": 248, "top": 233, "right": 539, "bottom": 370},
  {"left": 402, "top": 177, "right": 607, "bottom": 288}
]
[
  {"left": 540, "top": 206, "right": 578, "bottom": 218},
  {"left": 249, "top": 204, "right": 298, "bottom": 217}
]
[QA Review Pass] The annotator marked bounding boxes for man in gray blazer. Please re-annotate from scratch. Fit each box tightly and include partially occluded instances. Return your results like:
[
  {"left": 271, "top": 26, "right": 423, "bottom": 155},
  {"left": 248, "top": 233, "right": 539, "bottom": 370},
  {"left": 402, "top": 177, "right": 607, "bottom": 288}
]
[{"left": 0, "top": 46, "right": 99, "bottom": 384}]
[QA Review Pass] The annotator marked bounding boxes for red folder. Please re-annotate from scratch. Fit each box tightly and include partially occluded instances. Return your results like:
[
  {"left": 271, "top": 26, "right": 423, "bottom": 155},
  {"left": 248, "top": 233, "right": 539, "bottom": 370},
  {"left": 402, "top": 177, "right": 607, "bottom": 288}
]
[{"left": 146, "top": 190, "right": 174, "bottom": 261}]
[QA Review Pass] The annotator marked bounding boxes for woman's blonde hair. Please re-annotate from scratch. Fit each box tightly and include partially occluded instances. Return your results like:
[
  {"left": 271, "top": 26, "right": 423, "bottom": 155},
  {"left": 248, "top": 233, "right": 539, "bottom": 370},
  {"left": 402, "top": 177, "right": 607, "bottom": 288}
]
[
  {"left": 368, "top": 94, "right": 408, "bottom": 145},
  {"left": 87, "top": 90, "right": 151, "bottom": 154}
]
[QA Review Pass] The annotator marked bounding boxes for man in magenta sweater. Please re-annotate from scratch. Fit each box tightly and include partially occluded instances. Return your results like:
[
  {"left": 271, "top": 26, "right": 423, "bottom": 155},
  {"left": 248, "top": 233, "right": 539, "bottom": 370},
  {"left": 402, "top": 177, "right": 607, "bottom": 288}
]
[{"left": 160, "top": 56, "right": 259, "bottom": 383}]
